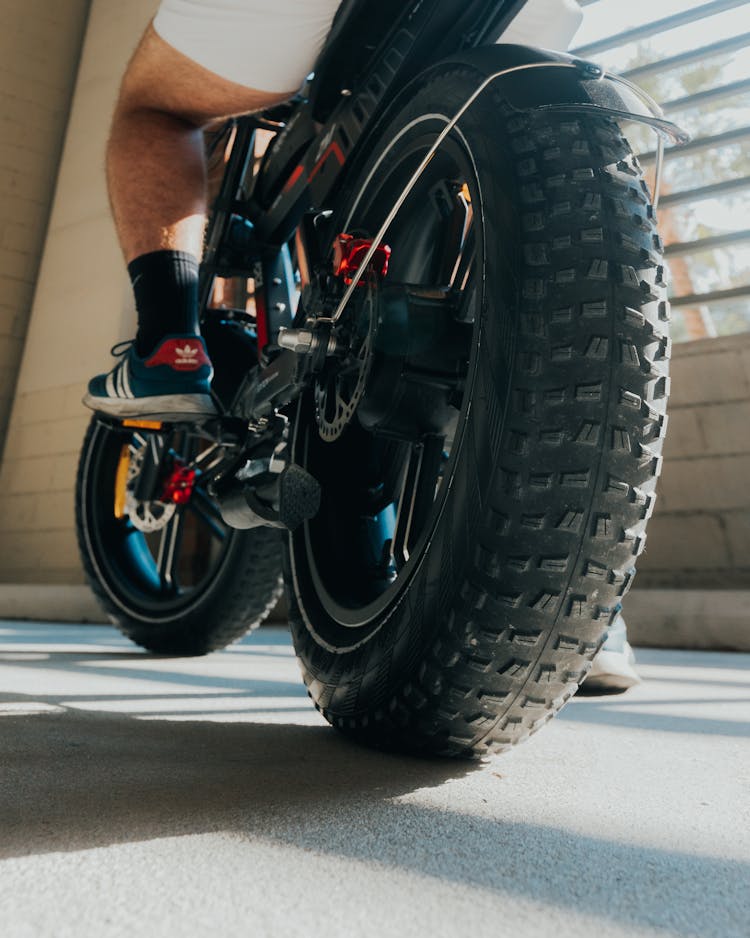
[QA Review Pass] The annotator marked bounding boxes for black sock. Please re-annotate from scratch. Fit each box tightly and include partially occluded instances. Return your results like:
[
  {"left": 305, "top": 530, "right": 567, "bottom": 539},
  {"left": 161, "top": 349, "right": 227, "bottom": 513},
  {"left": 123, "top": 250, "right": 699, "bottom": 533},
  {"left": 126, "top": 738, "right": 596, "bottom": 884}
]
[{"left": 128, "top": 250, "right": 200, "bottom": 357}]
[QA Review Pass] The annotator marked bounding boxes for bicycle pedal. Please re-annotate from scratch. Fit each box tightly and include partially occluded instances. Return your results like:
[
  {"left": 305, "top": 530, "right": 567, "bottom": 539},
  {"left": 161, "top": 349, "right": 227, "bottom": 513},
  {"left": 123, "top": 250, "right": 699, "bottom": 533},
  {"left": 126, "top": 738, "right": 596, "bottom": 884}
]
[
  {"left": 216, "top": 463, "right": 320, "bottom": 531},
  {"left": 278, "top": 464, "right": 321, "bottom": 531}
]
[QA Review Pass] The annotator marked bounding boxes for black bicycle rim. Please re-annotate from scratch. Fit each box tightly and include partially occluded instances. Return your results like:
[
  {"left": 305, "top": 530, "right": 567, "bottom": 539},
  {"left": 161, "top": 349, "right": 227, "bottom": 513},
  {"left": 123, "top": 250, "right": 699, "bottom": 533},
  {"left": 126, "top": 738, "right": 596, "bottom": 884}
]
[
  {"left": 293, "top": 127, "right": 488, "bottom": 639},
  {"left": 82, "top": 422, "right": 237, "bottom": 622}
]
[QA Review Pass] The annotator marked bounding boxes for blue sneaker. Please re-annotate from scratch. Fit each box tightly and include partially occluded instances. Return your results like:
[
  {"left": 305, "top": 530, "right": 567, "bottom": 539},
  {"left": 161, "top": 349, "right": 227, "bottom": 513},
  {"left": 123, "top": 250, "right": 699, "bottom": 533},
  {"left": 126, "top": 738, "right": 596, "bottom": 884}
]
[
  {"left": 83, "top": 335, "right": 216, "bottom": 419},
  {"left": 582, "top": 612, "right": 640, "bottom": 693}
]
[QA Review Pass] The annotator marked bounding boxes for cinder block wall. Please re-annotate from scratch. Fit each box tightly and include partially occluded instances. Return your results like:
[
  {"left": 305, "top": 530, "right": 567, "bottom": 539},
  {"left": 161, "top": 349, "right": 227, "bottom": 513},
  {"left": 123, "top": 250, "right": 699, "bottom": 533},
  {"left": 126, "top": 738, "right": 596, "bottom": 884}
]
[
  {"left": 0, "top": 0, "right": 91, "bottom": 449},
  {"left": 635, "top": 332, "right": 750, "bottom": 590},
  {"left": 0, "top": 0, "right": 748, "bottom": 631},
  {"left": 0, "top": 0, "right": 157, "bottom": 586}
]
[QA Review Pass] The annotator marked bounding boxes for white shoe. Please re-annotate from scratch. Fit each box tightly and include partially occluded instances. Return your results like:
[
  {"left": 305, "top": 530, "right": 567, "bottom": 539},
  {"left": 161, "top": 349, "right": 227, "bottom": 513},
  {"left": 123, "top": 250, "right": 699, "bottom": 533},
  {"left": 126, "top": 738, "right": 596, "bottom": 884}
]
[{"left": 583, "top": 613, "right": 640, "bottom": 693}]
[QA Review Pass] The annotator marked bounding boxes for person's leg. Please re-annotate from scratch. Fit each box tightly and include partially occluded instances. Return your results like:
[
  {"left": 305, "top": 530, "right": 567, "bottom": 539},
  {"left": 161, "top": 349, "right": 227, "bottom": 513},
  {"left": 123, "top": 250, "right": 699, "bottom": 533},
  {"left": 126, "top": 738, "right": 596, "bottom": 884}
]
[
  {"left": 85, "top": 0, "right": 341, "bottom": 418},
  {"left": 107, "top": 24, "right": 293, "bottom": 362},
  {"left": 107, "top": 24, "right": 292, "bottom": 266},
  {"left": 84, "top": 27, "right": 292, "bottom": 418}
]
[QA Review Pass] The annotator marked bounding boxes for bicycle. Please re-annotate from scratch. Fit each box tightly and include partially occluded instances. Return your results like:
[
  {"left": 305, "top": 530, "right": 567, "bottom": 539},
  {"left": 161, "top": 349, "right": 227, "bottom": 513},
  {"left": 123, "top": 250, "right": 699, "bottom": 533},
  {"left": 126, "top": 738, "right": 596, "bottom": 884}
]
[{"left": 76, "top": 0, "right": 686, "bottom": 756}]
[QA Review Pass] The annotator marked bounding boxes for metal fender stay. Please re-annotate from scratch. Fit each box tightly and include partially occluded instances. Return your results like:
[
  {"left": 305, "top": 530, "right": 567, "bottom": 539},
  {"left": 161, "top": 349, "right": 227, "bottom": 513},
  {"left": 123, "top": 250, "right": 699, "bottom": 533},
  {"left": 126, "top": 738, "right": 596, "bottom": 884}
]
[
  {"left": 439, "top": 44, "right": 689, "bottom": 209},
  {"left": 328, "top": 43, "right": 688, "bottom": 322}
]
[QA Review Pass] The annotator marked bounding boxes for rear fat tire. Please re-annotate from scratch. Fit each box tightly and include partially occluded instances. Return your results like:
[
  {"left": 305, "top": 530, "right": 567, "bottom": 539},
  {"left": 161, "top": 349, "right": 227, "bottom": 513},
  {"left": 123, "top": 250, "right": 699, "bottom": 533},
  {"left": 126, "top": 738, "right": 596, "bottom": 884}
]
[
  {"left": 76, "top": 416, "right": 284, "bottom": 656},
  {"left": 288, "top": 71, "right": 670, "bottom": 756}
]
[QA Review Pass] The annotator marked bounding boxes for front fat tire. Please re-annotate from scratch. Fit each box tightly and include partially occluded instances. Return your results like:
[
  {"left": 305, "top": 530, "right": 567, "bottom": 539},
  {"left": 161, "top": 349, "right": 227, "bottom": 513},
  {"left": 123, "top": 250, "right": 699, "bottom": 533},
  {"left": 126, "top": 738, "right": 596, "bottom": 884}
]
[
  {"left": 288, "top": 72, "right": 670, "bottom": 757},
  {"left": 76, "top": 417, "right": 284, "bottom": 655}
]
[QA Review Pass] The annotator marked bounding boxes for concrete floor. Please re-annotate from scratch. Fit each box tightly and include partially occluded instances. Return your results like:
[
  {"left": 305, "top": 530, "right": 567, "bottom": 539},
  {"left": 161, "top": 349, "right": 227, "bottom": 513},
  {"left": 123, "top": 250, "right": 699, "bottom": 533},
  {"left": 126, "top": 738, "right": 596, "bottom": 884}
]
[{"left": 0, "top": 622, "right": 748, "bottom": 938}]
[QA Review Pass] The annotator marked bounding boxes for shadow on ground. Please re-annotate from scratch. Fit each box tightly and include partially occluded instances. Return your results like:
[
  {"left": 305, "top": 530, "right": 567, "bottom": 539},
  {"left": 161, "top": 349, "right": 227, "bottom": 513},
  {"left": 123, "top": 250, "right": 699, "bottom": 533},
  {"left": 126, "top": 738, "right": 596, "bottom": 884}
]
[
  {"left": 1, "top": 626, "right": 748, "bottom": 937},
  {"left": 1, "top": 700, "right": 747, "bottom": 938}
]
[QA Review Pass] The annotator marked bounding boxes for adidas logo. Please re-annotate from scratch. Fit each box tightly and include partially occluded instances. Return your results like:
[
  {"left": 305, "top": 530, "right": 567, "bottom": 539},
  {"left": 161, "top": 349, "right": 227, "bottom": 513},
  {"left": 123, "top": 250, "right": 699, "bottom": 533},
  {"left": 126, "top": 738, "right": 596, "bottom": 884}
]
[
  {"left": 175, "top": 345, "right": 199, "bottom": 364},
  {"left": 144, "top": 337, "right": 210, "bottom": 372}
]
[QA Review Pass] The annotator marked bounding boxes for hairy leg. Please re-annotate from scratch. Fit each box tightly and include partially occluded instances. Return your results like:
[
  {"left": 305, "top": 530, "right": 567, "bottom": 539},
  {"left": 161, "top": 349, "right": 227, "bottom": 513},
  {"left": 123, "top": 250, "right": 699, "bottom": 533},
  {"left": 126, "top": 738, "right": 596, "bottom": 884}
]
[{"left": 107, "top": 24, "right": 293, "bottom": 263}]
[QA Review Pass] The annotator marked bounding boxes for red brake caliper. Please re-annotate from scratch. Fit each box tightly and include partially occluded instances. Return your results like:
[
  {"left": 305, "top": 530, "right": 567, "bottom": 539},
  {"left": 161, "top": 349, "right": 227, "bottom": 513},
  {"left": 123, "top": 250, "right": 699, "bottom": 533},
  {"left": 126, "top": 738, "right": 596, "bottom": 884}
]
[
  {"left": 332, "top": 233, "right": 391, "bottom": 284},
  {"left": 161, "top": 462, "right": 197, "bottom": 506}
]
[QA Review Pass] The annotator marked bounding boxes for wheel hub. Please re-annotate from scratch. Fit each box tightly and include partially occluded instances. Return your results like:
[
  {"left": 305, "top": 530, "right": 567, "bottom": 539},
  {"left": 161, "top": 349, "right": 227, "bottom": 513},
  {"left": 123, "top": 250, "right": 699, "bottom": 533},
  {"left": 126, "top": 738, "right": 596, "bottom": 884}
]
[{"left": 316, "top": 281, "right": 469, "bottom": 443}]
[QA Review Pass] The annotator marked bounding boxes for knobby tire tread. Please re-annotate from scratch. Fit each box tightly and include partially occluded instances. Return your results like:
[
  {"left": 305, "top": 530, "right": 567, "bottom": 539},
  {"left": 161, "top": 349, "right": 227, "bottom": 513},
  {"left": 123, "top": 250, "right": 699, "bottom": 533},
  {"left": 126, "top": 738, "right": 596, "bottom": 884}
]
[{"left": 288, "top": 82, "right": 670, "bottom": 757}]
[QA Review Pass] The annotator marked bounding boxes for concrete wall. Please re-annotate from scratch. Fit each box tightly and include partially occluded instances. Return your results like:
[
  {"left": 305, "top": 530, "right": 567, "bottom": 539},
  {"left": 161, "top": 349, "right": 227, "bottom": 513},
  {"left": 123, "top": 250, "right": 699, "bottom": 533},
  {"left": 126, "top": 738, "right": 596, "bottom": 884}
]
[
  {"left": 0, "top": 0, "right": 91, "bottom": 449},
  {"left": 635, "top": 332, "right": 750, "bottom": 590},
  {"left": 0, "top": 0, "right": 157, "bottom": 586}
]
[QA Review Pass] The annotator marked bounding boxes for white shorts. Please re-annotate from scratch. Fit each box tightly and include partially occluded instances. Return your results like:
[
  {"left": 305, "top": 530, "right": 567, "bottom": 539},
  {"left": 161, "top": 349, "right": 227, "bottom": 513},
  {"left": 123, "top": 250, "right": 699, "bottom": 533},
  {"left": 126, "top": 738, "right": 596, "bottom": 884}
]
[
  {"left": 500, "top": 0, "right": 583, "bottom": 51},
  {"left": 153, "top": 0, "right": 343, "bottom": 92}
]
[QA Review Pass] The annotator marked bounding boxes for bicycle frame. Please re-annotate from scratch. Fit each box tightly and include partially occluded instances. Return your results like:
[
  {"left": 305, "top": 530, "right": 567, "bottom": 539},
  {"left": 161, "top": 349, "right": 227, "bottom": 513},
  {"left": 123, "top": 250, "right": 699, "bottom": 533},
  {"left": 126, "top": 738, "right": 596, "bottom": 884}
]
[
  {"left": 199, "top": 0, "right": 686, "bottom": 429},
  {"left": 200, "top": 1, "right": 528, "bottom": 305},
  {"left": 78, "top": 2, "right": 689, "bottom": 739}
]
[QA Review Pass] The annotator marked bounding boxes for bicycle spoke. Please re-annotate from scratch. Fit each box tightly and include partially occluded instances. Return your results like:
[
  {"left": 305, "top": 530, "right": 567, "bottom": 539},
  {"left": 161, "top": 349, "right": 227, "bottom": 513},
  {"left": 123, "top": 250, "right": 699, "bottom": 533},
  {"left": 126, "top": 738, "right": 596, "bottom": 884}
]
[
  {"left": 391, "top": 435, "right": 445, "bottom": 570},
  {"left": 391, "top": 447, "right": 418, "bottom": 571},
  {"left": 406, "top": 434, "right": 445, "bottom": 553},
  {"left": 430, "top": 181, "right": 471, "bottom": 285},
  {"left": 450, "top": 225, "right": 477, "bottom": 323},
  {"left": 156, "top": 511, "right": 185, "bottom": 591},
  {"left": 187, "top": 490, "right": 229, "bottom": 542}
]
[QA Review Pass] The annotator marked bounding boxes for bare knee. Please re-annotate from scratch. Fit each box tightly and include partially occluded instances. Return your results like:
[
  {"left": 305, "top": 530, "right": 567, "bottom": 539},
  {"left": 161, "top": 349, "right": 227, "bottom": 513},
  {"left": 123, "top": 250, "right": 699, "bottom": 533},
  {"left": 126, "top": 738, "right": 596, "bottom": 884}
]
[{"left": 115, "top": 23, "right": 293, "bottom": 128}]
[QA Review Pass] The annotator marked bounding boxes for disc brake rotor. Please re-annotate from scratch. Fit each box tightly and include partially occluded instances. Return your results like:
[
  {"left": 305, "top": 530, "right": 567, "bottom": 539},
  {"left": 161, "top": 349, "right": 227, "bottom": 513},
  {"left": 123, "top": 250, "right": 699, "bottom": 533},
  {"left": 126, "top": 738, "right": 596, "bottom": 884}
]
[
  {"left": 124, "top": 443, "right": 176, "bottom": 533},
  {"left": 314, "top": 276, "right": 378, "bottom": 442}
]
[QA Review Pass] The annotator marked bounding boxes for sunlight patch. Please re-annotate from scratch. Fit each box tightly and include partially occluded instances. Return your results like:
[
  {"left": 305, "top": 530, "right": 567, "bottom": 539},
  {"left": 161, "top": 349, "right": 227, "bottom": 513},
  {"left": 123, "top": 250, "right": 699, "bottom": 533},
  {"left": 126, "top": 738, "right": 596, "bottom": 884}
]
[
  {"left": 0, "top": 652, "right": 50, "bottom": 661},
  {"left": 64, "top": 695, "right": 310, "bottom": 714},
  {"left": 136, "top": 709, "right": 324, "bottom": 725},
  {"left": 0, "top": 701, "right": 64, "bottom": 716}
]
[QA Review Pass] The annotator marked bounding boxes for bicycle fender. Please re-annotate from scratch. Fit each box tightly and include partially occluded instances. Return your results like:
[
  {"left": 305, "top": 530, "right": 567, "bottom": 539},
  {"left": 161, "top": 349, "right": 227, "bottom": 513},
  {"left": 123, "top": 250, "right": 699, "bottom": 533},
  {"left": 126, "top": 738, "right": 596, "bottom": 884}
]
[{"left": 440, "top": 44, "right": 688, "bottom": 146}]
